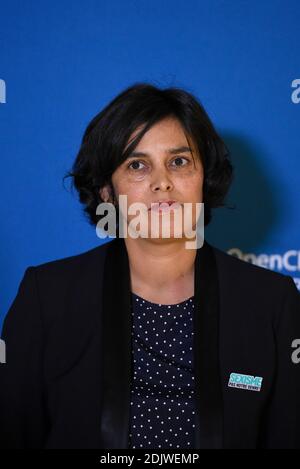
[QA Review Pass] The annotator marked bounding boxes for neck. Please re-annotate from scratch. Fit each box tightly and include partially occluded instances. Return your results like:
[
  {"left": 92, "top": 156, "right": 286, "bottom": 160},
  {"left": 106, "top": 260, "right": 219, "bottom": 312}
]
[{"left": 124, "top": 237, "right": 197, "bottom": 302}]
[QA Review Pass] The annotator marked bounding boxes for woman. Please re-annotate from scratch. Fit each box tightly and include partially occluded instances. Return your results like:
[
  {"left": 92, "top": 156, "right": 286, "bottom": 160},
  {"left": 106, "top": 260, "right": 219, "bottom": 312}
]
[{"left": 0, "top": 83, "right": 299, "bottom": 449}]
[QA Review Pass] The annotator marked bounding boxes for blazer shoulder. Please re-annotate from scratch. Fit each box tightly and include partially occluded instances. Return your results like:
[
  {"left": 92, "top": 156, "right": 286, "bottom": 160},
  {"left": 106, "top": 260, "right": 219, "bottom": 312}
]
[
  {"left": 28, "top": 240, "right": 111, "bottom": 280},
  {"left": 209, "top": 244, "right": 300, "bottom": 323},
  {"left": 211, "top": 244, "right": 292, "bottom": 287}
]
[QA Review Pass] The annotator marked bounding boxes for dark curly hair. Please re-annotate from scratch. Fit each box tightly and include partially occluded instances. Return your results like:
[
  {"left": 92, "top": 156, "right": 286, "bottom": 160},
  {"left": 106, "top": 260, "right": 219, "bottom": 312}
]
[{"left": 63, "top": 82, "right": 234, "bottom": 233}]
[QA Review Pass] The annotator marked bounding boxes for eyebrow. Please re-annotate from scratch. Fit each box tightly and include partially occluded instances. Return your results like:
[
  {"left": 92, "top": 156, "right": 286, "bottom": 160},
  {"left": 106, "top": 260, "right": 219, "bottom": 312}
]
[{"left": 127, "top": 146, "right": 193, "bottom": 159}]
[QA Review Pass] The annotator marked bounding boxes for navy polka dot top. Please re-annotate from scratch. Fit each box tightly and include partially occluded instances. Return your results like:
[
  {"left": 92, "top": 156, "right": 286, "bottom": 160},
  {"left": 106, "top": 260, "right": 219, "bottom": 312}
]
[{"left": 128, "top": 291, "right": 196, "bottom": 450}]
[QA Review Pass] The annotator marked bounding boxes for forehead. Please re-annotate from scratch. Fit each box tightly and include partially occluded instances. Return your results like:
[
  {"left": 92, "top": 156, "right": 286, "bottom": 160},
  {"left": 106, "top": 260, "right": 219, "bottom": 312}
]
[{"left": 125, "top": 117, "right": 196, "bottom": 153}]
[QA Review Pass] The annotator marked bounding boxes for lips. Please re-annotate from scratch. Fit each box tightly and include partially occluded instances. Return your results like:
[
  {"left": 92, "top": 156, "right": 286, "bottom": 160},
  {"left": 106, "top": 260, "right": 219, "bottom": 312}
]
[{"left": 148, "top": 200, "right": 182, "bottom": 211}]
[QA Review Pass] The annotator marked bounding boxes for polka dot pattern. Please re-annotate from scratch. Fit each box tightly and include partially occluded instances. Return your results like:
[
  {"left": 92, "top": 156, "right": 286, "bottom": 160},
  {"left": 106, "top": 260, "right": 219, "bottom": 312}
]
[{"left": 128, "top": 292, "right": 196, "bottom": 449}]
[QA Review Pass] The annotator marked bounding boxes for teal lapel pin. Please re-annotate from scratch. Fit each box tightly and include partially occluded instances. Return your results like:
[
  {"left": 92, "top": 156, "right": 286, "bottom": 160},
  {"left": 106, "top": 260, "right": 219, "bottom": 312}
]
[{"left": 228, "top": 372, "right": 263, "bottom": 392}]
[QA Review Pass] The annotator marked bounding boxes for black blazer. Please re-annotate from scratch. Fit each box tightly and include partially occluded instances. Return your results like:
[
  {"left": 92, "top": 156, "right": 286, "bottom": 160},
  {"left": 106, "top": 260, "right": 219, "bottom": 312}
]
[{"left": 0, "top": 238, "right": 300, "bottom": 449}]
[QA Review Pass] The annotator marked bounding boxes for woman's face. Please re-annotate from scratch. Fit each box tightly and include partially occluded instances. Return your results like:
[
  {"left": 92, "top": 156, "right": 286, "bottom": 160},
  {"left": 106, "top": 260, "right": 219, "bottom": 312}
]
[{"left": 100, "top": 116, "right": 204, "bottom": 241}]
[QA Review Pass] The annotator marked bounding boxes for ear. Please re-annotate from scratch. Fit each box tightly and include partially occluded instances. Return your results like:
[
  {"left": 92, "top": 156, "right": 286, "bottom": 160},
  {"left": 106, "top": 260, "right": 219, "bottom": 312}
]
[
  {"left": 99, "top": 184, "right": 110, "bottom": 202},
  {"left": 99, "top": 184, "right": 114, "bottom": 203}
]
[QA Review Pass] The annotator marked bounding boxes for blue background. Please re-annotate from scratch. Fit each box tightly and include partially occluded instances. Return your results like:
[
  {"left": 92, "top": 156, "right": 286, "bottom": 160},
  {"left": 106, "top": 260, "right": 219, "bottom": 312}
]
[{"left": 1, "top": 0, "right": 299, "bottom": 330}]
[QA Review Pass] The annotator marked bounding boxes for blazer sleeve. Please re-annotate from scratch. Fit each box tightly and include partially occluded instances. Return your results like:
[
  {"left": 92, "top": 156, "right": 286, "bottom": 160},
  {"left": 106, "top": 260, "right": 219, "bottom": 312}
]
[
  {"left": 0, "top": 267, "right": 48, "bottom": 448},
  {"left": 259, "top": 275, "right": 300, "bottom": 449}
]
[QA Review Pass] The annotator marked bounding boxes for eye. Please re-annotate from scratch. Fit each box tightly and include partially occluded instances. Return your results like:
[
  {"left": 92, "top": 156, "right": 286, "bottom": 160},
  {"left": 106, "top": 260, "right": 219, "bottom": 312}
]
[
  {"left": 171, "top": 156, "right": 190, "bottom": 167},
  {"left": 127, "top": 160, "right": 147, "bottom": 171},
  {"left": 127, "top": 156, "right": 190, "bottom": 171}
]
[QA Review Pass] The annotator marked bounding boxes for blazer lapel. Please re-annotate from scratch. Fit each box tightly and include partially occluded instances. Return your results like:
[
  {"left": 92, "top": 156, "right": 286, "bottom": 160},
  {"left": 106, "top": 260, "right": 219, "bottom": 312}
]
[
  {"left": 100, "top": 237, "right": 223, "bottom": 449},
  {"left": 193, "top": 240, "right": 223, "bottom": 448},
  {"left": 100, "top": 238, "right": 132, "bottom": 449}
]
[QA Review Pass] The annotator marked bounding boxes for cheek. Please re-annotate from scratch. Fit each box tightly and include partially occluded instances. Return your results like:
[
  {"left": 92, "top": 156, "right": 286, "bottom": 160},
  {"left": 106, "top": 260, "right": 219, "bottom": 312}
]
[
  {"left": 114, "top": 179, "right": 148, "bottom": 207},
  {"left": 112, "top": 174, "right": 131, "bottom": 198},
  {"left": 177, "top": 173, "right": 203, "bottom": 196}
]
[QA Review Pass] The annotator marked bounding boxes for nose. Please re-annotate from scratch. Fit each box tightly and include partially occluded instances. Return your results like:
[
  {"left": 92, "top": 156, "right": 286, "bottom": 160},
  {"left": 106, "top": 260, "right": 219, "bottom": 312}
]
[{"left": 150, "top": 167, "right": 174, "bottom": 192}]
